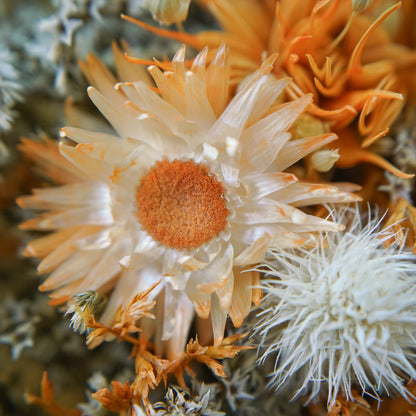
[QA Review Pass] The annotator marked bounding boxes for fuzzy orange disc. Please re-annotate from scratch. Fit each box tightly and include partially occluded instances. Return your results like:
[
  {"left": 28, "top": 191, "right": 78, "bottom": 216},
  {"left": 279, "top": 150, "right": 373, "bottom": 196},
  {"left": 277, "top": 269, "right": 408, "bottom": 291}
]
[{"left": 136, "top": 159, "right": 229, "bottom": 250}]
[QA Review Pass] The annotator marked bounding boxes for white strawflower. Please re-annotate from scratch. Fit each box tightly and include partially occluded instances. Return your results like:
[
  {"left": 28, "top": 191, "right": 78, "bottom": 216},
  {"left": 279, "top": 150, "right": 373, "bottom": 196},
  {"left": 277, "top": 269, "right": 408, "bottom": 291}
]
[
  {"left": 19, "top": 44, "right": 357, "bottom": 359},
  {"left": 255, "top": 206, "right": 416, "bottom": 405}
]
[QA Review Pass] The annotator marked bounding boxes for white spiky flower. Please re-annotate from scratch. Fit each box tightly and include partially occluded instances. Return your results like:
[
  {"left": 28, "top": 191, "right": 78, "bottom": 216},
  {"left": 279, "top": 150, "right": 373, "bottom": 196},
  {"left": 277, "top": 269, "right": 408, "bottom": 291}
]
[
  {"left": 18, "top": 44, "right": 357, "bottom": 359},
  {"left": 255, "top": 206, "right": 416, "bottom": 405}
]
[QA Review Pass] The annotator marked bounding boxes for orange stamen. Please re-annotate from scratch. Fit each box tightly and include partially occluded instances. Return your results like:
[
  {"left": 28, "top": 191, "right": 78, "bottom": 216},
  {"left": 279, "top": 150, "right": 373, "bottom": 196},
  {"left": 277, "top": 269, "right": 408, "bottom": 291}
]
[{"left": 121, "top": 14, "right": 203, "bottom": 50}]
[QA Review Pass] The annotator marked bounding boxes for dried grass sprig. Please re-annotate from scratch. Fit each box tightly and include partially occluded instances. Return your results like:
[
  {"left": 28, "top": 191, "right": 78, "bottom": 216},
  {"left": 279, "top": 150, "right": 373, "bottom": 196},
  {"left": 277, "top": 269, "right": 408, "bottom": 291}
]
[{"left": 25, "top": 372, "right": 82, "bottom": 416}]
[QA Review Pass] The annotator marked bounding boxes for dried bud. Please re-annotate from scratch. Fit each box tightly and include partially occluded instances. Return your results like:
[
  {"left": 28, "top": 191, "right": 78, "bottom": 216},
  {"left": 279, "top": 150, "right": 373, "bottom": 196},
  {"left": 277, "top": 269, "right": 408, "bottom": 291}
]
[
  {"left": 143, "top": 0, "right": 191, "bottom": 25},
  {"left": 351, "top": 0, "right": 373, "bottom": 13},
  {"left": 310, "top": 149, "right": 340, "bottom": 172},
  {"left": 66, "top": 290, "right": 106, "bottom": 333},
  {"left": 73, "top": 290, "right": 106, "bottom": 312}
]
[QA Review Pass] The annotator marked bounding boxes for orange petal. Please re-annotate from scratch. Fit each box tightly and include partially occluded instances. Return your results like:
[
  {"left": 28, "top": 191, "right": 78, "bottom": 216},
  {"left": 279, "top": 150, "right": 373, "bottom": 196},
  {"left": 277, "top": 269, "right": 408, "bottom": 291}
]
[
  {"left": 336, "top": 128, "right": 414, "bottom": 178},
  {"left": 229, "top": 268, "right": 253, "bottom": 327},
  {"left": 348, "top": 2, "right": 402, "bottom": 86}
]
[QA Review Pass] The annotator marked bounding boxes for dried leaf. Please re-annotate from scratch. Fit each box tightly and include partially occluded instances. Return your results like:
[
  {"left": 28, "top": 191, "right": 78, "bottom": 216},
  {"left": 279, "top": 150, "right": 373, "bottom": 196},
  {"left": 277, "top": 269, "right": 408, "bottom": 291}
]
[
  {"left": 25, "top": 372, "right": 82, "bottom": 416},
  {"left": 168, "top": 334, "right": 252, "bottom": 388},
  {"left": 92, "top": 381, "right": 136, "bottom": 413},
  {"left": 326, "top": 391, "right": 373, "bottom": 416},
  {"left": 132, "top": 345, "right": 170, "bottom": 400},
  {"left": 113, "top": 281, "right": 159, "bottom": 337},
  {"left": 85, "top": 282, "right": 160, "bottom": 348},
  {"left": 383, "top": 198, "right": 416, "bottom": 252}
]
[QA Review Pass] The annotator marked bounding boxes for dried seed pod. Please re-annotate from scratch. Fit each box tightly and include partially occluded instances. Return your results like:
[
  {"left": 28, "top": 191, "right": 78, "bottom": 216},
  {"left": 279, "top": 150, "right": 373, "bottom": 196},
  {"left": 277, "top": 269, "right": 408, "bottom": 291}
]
[{"left": 66, "top": 291, "right": 107, "bottom": 333}]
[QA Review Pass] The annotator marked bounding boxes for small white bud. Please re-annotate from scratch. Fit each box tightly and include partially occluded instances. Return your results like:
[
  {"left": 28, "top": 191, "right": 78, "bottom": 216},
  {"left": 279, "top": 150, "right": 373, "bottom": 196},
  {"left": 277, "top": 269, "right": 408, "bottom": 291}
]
[
  {"left": 310, "top": 149, "right": 340, "bottom": 172},
  {"left": 143, "top": 0, "right": 191, "bottom": 25},
  {"left": 351, "top": 0, "right": 374, "bottom": 13}
]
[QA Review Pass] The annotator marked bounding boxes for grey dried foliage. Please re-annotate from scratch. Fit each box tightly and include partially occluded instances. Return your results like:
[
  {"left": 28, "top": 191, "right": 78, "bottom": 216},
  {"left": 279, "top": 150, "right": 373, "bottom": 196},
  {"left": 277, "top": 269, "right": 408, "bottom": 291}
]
[
  {"left": 154, "top": 384, "right": 225, "bottom": 416},
  {"left": 0, "top": 47, "right": 23, "bottom": 131},
  {"left": 379, "top": 104, "right": 416, "bottom": 203}
]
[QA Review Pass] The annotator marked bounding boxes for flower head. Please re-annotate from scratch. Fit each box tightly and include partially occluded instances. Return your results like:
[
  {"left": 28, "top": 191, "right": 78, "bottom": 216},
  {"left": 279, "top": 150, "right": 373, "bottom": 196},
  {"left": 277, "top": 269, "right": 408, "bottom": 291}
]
[
  {"left": 255, "top": 206, "right": 416, "bottom": 405},
  {"left": 18, "top": 45, "right": 357, "bottom": 359}
]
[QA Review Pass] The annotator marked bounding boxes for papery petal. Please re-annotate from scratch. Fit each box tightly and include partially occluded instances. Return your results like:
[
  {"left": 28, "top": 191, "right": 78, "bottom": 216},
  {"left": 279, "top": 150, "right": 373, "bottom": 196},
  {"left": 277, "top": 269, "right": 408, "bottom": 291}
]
[
  {"left": 194, "top": 244, "right": 234, "bottom": 294},
  {"left": 39, "top": 250, "right": 103, "bottom": 292},
  {"left": 161, "top": 283, "right": 182, "bottom": 340},
  {"left": 87, "top": 87, "right": 145, "bottom": 139},
  {"left": 185, "top": 71, "right": 217, "bottom": 129},
  {"left": 148, "top": 64, "right": 186, "bottom": 110},
  {"left": 241, "top": 131, "right": 291, "bottom": 172},
  {"left": 163, "top": 249, "right": 191, "bottom": 291},
  {"left": 208, "top": 54, "right": 277, "bottom": 142},
  {"left": 186, "top": 279, "right": 212, "bottom": 319},
  {"left": 100, "top": 266, "right": 162, "bottom": 326},
  {"left": 37, "top": 227, "right": 103, "bottom": 273},
  {"left": 273, "top": 182, "right": 361, "bottom": 207},
  {"left": 245, "top": 77, "right": 289, "bottom": 125},
  {"left": 243, "top": 172, "right": 298, "bottom": 199},
  {"left": 18, "top": 182, "right": 110, "bottom": 208},
  {"left": 234, "top": 233, "right": 271, "bottom": 266},
  {"left": 166, "top": 294, "right": 194, "bottom": 360},
  {"left": 229, "top": 268, "right": 253, "bottom": 327},
  {"left": 234, "top": 199, "right": 343, "bottom": 232},
  {"left": 20, "top": 205, "right": 113, "bottom": 230},
  {"left": 61, "top": 126, "right": 120, "bottom": 145},
  {"left": 23, "top": 226, "right": 83, "bottom": 259},
  {"left": 210, "top": 293, "right": 228, "bottom": 345},
  {"left": 274, "top": 133, "right": 338, "bottom": 171},
  {"left": 206, "top": 43, "right": 231, "bottom": 117},
  {"left": 80, "top": 53, "right": 126, "bottom": 107},
  {"left": 215, "top": 270, "right": 234, "bottom": 311},
  {"left": 75, "top": 239, "right": 132, "bottom": 292},
  {"left": 59, "top": 142, "right": 112, "bottom": 180},
  {"left": 116, "top": 81, "right": 195, "bottom": 139},
  {"left": 245, "top": 94, "right": 312, "bottom": 139},
  {"left": 112, "top": 41, "right": 152, "bottom": 85}
]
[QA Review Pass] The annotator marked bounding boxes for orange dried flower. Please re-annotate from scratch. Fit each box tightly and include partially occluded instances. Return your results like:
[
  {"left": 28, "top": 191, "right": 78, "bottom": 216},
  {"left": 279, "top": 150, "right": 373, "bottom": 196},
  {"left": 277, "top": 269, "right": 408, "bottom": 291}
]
[
  {"left": 93, "top": 381, "right": 137, "bottom": 413},
  {"left": 126, "top": 0, "right": 416, "bottom": 177},
  {"left": 167, "top": 333, "right": 251, "bottom": 388}
]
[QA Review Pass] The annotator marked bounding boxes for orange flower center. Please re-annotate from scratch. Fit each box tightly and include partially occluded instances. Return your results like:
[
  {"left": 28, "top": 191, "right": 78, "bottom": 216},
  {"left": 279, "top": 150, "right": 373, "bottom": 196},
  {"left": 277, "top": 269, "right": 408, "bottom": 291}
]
[{"left": 136, "top": 159, "right": 229, "bottom": 250}]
